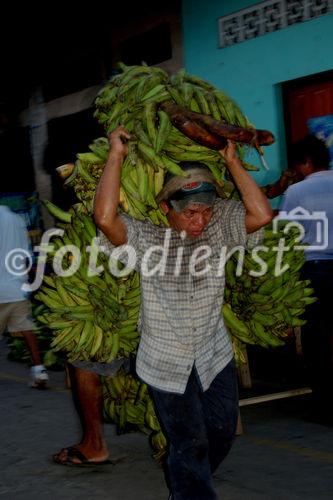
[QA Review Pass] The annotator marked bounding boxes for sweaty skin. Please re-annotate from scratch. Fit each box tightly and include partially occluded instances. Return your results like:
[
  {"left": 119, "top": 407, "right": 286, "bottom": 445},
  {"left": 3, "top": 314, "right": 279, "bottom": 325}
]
[
  {"left": 94, "top": 126, "right": 274, "bottom": 244},
  {"left": 160, "top": 202, "right": 213, "bottom": 238}
]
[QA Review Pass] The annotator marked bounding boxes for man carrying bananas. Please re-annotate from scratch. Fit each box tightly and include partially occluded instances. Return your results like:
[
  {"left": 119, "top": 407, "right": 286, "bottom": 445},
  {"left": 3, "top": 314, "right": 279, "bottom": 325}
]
[{"left": 90, "top": 125, "right": 273, "bottom": 499}]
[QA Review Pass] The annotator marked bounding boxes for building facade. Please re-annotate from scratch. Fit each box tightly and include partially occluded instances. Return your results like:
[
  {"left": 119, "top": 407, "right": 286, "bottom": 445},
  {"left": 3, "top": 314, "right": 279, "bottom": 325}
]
[{"left": 182, "top": 0, "right": 333, "bottom": 202}]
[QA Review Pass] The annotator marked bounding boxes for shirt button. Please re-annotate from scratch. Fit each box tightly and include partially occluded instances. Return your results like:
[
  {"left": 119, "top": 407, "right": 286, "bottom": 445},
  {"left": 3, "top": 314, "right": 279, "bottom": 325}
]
[
  {"left": 190, "top": 295, "right": 194, "bottom": 299},
  {"left": 187, "top": 365, "right": 191, "bottom": 371},
  {"left": 193, "top": 328, "right": 197, "bottom": 332}
]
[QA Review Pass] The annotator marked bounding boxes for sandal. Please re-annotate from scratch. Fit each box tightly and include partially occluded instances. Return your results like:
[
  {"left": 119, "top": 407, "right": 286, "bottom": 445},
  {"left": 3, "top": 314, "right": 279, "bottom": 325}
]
[{"left": 53, "top": 446, "right": 116, "bottom": 467}]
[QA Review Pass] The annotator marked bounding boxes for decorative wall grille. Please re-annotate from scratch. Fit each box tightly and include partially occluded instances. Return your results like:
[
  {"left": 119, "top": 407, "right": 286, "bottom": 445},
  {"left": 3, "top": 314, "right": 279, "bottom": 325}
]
[{"left": 218, "top": 0, "right": 333, "bottom": 48}]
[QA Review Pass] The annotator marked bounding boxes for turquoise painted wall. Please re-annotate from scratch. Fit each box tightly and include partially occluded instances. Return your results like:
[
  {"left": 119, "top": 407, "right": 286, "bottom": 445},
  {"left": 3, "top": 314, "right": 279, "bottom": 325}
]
[{"left": 182, "top": 1, "right": 333, "bottom": 200}]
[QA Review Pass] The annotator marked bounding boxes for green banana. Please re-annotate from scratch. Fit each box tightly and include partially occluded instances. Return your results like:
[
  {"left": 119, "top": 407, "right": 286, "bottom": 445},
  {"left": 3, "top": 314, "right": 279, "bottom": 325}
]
[
  {"left": 89, "top": 324, "right": 103, "bottom": 357},
  {"left": 154, "top": 110, "right": 171, "bottom": 153},
  {"left": 223, "top": 303, "right": 250, "bottom": 337},
  {"left": 43, "top": 200, "right": 72, "bottom": 223}
]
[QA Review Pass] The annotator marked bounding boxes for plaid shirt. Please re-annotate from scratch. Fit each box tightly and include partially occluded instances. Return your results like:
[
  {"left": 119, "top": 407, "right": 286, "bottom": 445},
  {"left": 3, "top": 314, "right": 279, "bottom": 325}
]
[{"left": 99, "top": 199, "right": 262, "bottom": 394}]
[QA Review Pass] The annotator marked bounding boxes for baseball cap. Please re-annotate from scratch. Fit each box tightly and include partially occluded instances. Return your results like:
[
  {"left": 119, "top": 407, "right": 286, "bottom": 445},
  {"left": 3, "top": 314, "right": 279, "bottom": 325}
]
[
  {"left": 168, "top": 180, "right": 217, "bottom": 212},
  {"left": 158, "top": 162, "right": 220, "bottom": 213}
]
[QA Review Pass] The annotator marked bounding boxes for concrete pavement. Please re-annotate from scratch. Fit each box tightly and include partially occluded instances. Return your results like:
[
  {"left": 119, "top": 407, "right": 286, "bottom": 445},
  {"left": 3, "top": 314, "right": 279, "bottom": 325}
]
[{"left": 1, "top": 338, "right": 333, "bottom": 499}]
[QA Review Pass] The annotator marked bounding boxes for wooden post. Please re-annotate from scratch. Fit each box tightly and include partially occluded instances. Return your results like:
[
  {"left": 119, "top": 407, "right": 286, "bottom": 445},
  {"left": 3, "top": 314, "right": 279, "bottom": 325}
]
[
  {"left": 237, "top": 345, "right": 252, "bottom": 389},
  {"left": 65, "top": 363, "right": 71, "bottom": 389},
  {"left": 236, "top": 411, "right": 243, "bottom": 435},
  {"left": 294, "top": 327, "right": 303, "bottom": 356}
]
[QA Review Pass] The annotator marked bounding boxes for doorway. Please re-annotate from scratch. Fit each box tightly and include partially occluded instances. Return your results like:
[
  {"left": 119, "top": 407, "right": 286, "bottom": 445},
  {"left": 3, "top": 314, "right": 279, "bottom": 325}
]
[{"left": 282, "top": 70, "right": 333, "bottom": 156}]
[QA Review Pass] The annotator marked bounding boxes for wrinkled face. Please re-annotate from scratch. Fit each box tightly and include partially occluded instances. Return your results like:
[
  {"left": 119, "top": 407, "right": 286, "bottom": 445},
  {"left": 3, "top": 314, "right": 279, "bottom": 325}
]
[{"left": 164, "top": 203, "right": 213, "bottom": 238}]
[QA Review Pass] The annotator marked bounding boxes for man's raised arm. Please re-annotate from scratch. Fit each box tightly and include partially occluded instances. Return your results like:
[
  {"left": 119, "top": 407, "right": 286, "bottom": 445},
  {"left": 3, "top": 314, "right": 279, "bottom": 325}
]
[
  {"left": 94, "top": 126, "right": 131, "bottom": 246},
  {"left": 219, "top": 141, "right": 274, "bottom": 233}
]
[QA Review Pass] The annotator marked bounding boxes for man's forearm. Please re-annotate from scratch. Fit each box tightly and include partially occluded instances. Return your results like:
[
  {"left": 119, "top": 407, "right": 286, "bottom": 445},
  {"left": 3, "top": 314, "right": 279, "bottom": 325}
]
[
  {"left": 226, "top": 157, "right": 273, "bottom": 231},
  {"left": 94, "top": 152, "right": 123, "bottom": 227},
  {"left": 94, "top": 126, "right": 130, "bottom": 246},
  {"left": 93, "top": 149, "right": 129, "bottom": 246}
]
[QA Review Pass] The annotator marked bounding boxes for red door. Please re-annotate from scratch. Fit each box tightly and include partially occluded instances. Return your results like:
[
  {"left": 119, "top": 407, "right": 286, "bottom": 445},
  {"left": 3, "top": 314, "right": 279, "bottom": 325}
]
[{"left": 287, "top": 80, "right": 333, "bottom": 143}]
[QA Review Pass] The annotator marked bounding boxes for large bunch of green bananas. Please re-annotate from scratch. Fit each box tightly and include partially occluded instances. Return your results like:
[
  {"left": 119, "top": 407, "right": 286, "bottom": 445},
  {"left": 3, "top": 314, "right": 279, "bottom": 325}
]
[
  {"left": 35, "top": 202, "right": 140, "bottom": 363},
  {"left": 223, "top": 222, "right": 316, "bottom": 363},
  {"left": 63, "top": 63, "right": 255, "bottom": 219},
  {"left": 102, "top": 368, "right": 167, "bottom": 462},
  {"left": 34, "top": 63, "right": 316, "bottom": 460},
  {"left": 35, "top": 202, "right": 166, "bottom": 455}
]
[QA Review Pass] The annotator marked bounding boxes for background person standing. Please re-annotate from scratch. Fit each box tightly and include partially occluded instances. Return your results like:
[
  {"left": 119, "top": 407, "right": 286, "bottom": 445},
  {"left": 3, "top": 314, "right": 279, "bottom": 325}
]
[
  {"left": 280, "top": 135, "right": 333, "bottom": 420},
  {"left": 0, "top": 204, "right": 49, "bottom": 388}
]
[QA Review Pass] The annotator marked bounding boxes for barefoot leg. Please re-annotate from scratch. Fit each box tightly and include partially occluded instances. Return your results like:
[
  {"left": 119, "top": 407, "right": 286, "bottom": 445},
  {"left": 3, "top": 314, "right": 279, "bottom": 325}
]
[
  {"left": 21, "top": 330, "right": 42, "bottom": 365},
  {"left": 54, "top": 365, "right": 109, "bottom": 464}
]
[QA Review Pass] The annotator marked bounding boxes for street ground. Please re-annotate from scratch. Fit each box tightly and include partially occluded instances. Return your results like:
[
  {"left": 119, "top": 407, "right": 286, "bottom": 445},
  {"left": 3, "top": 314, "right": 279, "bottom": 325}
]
[{"left": 1, "top": 338, "right": 333, "bottom": 500}]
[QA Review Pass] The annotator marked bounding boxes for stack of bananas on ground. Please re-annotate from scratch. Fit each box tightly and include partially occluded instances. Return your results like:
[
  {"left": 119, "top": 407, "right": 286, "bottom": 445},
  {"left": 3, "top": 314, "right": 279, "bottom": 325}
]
[
  {"left": 223, "top": 222, "right": 316, "bottom": 363},
  {"left": 102, "top": 368, "right": 167, "bottom": 462},
  {"left": 63, "top": 63, "right": 256, "bottom": 219},
  {"left": 35, "top": 202, "right": 140, "bottom": 363}
]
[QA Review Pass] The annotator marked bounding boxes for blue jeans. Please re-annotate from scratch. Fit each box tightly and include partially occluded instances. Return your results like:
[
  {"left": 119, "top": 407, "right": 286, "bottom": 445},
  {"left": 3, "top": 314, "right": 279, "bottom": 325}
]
[{"left": 150, "top": 360, "right": 238, "bottom": 500}]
